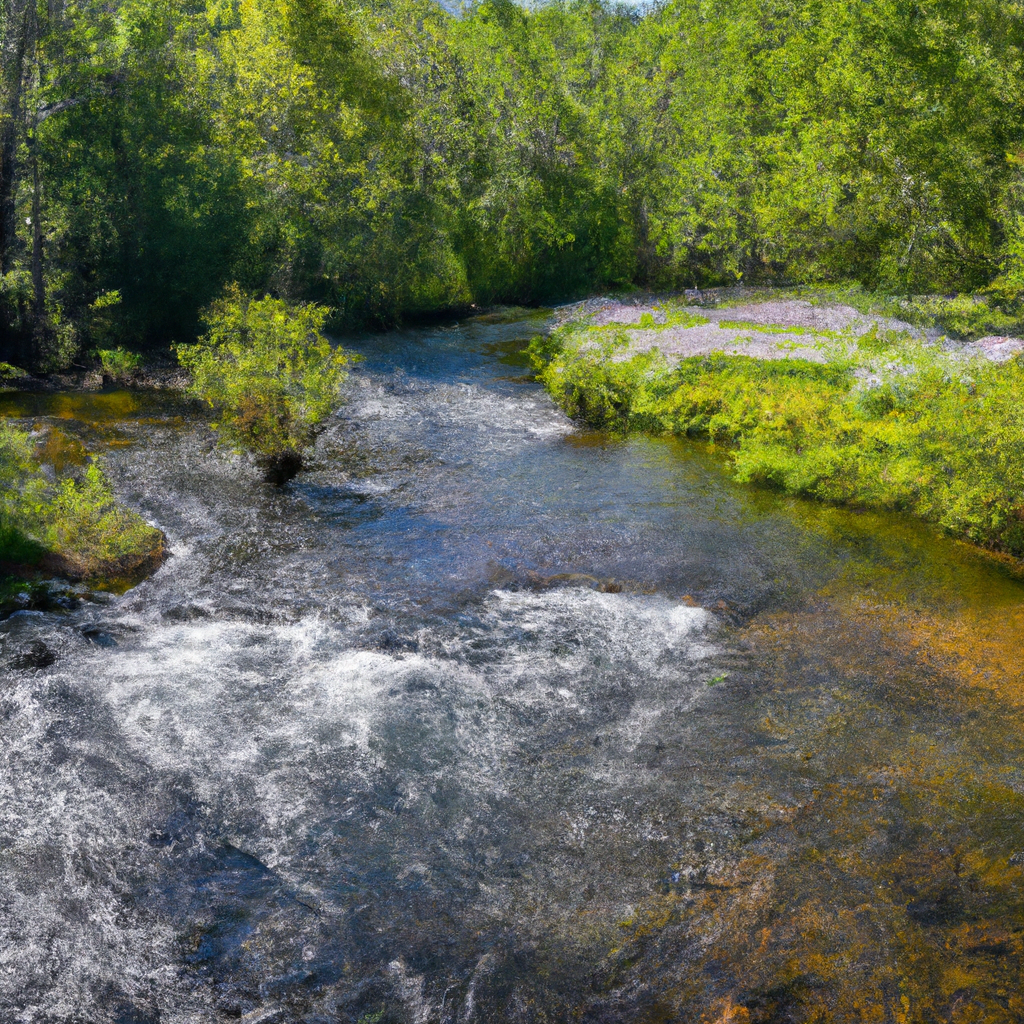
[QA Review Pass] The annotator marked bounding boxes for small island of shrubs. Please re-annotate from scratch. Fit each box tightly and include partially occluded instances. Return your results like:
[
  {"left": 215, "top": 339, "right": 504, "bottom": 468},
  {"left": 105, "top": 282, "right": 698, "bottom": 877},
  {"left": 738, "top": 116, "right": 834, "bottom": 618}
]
[{"left": 0, "top": 420, "right": 165, "bottom": 614}]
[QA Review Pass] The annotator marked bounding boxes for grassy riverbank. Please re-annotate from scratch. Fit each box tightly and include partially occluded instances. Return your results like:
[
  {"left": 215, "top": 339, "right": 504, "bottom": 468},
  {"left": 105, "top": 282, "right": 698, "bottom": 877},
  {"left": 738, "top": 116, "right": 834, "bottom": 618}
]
[
  {"left": 532, "top": 297, "right": 1024, "bottom": 558},
  {"left": 1, "top": 420, "right": 164, "bottom": 610}
]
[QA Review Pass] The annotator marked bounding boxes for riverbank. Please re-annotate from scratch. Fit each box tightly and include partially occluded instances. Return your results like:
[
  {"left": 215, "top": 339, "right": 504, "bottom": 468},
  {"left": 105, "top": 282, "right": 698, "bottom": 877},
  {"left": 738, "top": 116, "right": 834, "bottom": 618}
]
[{"left": 532, "top": 289, "right": 1024, "bottom": 558}]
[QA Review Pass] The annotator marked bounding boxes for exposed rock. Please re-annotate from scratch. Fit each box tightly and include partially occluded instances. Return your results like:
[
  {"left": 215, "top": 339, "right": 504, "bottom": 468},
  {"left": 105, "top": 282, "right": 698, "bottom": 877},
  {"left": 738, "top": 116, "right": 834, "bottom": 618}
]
[
  {"left": 260, "top": 449, "right": 303, "bottom": 486},
  {"left": 960, "top": 335, "right": 1024, "bottom": 362}
]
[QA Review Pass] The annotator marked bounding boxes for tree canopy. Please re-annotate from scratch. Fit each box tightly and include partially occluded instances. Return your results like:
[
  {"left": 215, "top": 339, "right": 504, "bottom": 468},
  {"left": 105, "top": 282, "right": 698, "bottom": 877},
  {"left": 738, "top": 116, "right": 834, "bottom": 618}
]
[{"left": 2, "top": 0, "right": 1024, "bottom": 367}]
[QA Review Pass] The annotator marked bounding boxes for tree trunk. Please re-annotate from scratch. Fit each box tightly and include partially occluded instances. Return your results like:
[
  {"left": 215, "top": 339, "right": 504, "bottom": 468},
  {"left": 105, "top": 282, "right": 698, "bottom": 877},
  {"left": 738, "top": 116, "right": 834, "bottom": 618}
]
[
  {"left": 30, "top": 140, "right": 42, "bottom": 315},
  {"left": 0, "top": 0, "right": 35, "bottom": 366},
  {"left": 0, "top": 0, "right": 30, "bottom": 276}
]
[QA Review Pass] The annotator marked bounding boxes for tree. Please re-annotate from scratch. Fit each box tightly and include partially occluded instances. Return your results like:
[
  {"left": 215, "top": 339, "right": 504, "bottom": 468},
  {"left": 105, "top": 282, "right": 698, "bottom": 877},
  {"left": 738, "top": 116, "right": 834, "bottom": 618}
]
[
  {"left": 5, "top": 0, "right": 1024, "bottom": 370},
  {"left": 176, "top": 285, "right": 352, "bottom": 483}
]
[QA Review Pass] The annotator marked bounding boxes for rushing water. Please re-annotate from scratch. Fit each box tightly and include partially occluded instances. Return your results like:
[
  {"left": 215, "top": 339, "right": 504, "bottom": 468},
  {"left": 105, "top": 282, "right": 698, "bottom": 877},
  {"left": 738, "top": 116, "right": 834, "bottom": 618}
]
[{"left": 4, "top": 311, "right": 1024, "bottom": 1023}]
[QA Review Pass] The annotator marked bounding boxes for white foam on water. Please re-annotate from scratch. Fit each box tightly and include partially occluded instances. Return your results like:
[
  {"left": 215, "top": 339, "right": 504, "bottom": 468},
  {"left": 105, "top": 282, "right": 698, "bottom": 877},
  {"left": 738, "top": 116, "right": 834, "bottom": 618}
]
[
  {"left": 2, "top": 583, "right": 721, "bottom": 1020},
  {"left": 0, "top": 669, "right": 208, "bottom": 1022},
  {"left": 346, "top": 377, "right": 573, "bottom": 453}
]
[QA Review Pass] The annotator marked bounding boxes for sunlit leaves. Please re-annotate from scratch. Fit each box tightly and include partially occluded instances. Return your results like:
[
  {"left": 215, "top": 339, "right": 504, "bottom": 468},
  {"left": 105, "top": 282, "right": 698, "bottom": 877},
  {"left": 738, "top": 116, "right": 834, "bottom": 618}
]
[{"left": 176, "top": 284, "right": 352, "bottom": 464}]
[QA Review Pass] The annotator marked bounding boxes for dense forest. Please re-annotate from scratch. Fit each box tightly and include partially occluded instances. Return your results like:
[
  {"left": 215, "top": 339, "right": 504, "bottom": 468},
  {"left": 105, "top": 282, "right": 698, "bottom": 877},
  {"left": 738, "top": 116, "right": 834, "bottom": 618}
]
[{"left": 2, "top": 0, "right": 1024, "bottom": 369}]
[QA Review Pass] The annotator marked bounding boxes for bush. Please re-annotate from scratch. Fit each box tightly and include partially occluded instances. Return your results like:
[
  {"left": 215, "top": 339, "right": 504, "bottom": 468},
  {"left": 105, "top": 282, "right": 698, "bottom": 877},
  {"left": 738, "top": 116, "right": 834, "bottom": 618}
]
[
  {"left": 0, "top": 421, "right": 163, "bottom": 580},
  {"left": 95, "top": 346, "right": 143, "bottom": 382},
  {"left": 176, "top": 286, "right": 352, "bottom": 483},
  {"left": 0, "top": 362, "right": 28, "bottom": 384},
  {"left": 0, "top": 424, "right": 47, "bottom": 566},
  {"left": 38, "top": 462, "right": 164, "bottom": 577}
]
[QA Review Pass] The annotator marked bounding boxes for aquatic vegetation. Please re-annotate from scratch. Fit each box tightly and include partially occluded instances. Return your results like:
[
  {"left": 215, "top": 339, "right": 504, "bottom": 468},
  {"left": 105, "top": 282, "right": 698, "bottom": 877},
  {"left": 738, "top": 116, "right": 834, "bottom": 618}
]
[
  {"left": 176, "top": 287, "right": 354, "bottom": 483},
  {"left": 598, "top": 592, "right": 1024, "bottom": 1022},
  {"left": 0, "top": 421, "right": 163, "bottom": 585},
  {"left": 533, "top": 325, "right": 1024, "bottom": 556}
]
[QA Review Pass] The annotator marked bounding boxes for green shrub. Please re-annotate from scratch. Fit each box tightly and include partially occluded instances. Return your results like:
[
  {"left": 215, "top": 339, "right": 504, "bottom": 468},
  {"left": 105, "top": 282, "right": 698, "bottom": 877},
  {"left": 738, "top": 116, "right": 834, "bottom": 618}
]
[
  {"left": 95, "top": 346, "right": 143, "bottom": 381},
  {"left": 894, "top": 294, "right": 1024, "bottom": 341},
  {"left": 0, "top": 421, "right": 163, "bottom": 580},
  {"left": 37, "top": 463, "right": 164, "bottom": 577},
  {"left": 0, "top": 423, "right": 47, "bottom": 566},
  {"left": 176, "top": 285, "right": 353, "bottom": 482},
  {"left": 0, "top": 362, "right": 28, "bottom": 384},
  {"left": 88, "top": 290, "right": 123, "bottom": 349}
]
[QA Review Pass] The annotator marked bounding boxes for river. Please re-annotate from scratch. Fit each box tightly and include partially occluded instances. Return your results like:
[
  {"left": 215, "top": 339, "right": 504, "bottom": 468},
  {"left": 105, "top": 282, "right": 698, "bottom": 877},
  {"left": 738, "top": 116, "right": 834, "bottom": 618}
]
[{"left": 3, "top": 310, "right": 1024, "bottom": 1022}]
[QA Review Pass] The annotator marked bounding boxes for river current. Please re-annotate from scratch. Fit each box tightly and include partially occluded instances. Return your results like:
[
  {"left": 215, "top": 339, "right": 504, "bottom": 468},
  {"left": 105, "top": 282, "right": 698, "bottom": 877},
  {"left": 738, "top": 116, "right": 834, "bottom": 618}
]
[{"left": 4, "top": 311, "right": 1024, "bottom": 1023}]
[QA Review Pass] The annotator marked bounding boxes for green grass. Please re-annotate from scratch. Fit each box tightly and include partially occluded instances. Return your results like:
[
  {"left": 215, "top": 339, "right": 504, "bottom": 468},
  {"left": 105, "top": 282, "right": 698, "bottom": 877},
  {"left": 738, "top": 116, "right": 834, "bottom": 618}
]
[
  {"left": 718, "top": 320, "right": 812, "bottom": 336},
  {"left": 568, "top": 304, "right": 710, "bottom": 337},
  {"left": 531, "top": 319, "right": 1024, "bottom": 558}
]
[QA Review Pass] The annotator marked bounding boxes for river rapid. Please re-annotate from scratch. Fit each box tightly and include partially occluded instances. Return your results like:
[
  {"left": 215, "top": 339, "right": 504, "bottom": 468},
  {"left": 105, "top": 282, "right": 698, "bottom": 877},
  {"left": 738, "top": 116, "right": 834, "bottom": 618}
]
[{"left": 4, "top": 310, "right": 1024, "bottom": 1023}]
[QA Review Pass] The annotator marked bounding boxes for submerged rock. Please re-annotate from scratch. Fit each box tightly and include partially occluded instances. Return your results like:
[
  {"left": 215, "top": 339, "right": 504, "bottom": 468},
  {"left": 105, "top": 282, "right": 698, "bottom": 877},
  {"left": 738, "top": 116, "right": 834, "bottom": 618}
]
[
  {"left": 260, "top": 449, "right": 303, "bottom": 486},
  {"left": 11, "top": 637, "right": 58, "bottom": 669}
]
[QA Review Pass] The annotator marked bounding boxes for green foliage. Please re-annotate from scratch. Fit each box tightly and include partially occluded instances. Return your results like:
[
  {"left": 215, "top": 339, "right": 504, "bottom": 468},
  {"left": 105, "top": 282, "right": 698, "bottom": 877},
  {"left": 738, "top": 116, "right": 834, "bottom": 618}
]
[
  {"left": 0, "top": 423, "right": 47, "bottom": 566},
  {"left": 0, "top": 421, "right": 162, "bottom": 579},
  {"left": 88, "top": 291, "right": 124, "bottom": 349},
  {"left": 891, "top": 294, "right": 1024, "bottom": 341},
  {"left": 38, "top": 462, "right": 162, "bottom": 575},
  {"left": 535, "top": 325, "right": 1024, "bottom": 556},
  {"left": 0, "top": 362, "right": 28, "bottom": 384},
  {"left": 176, "top": 286, "right": 351, "bottom": 468},
  {"left": 95, "top": 347, "right": 143, "bottom": 381},
  {"left": 5, "top": 0, "right": 1024, "bottom": 365},
  {"left": 654, "top": 306, "right": 712, "bottom": 330},
  {"left": 718, "top": 321, "right": 811, "bottom": 336}
]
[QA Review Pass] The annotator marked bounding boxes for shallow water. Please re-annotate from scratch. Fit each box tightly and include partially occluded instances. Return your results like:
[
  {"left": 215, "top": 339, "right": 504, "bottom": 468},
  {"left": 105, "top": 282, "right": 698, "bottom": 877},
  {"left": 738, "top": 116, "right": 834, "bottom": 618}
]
[{"left": 3, "top": 313, "right": 1024, "bottom": 1023}]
